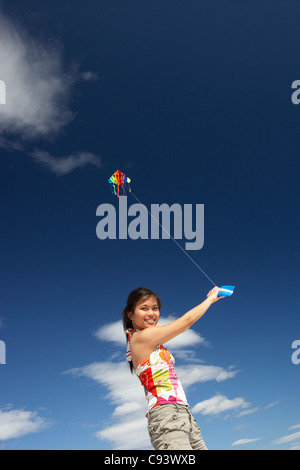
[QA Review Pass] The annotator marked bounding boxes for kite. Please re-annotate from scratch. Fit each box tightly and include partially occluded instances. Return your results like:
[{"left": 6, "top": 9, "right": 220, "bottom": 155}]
[{"left": 108, "top": 169, "right": 131, "bottom": 198}]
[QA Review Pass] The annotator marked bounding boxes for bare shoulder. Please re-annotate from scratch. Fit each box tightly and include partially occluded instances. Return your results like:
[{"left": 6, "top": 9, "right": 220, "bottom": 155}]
[
  {"left": 129, "top": 330, "right": 157, "bottom": 368},
  {"left": 131, "top": 328, "right": 156, "bottom": 346},
  {"left": 130, "top": 329, "right": 151, "bottom": 348}
]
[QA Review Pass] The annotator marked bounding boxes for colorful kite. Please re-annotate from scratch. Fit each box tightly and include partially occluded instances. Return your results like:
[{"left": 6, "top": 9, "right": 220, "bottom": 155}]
[{"left": 108, "top": 169, "right": 131, "bottom": 197}]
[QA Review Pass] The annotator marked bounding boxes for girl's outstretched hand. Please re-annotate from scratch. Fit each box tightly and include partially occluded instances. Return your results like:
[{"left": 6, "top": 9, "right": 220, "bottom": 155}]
[{"left": 207, "top": 286, "right": 224, "bottom": 303}]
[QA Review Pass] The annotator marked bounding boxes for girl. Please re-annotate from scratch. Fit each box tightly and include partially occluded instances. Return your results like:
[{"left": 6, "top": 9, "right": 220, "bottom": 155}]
[{"left": 122, "top": 286, "right": 224, "bottom": 450}]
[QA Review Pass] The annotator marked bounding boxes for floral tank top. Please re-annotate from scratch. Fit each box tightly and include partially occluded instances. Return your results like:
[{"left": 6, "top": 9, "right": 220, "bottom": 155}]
[{"left": 126, "top": 329, "right": 188, "bottom": 413}]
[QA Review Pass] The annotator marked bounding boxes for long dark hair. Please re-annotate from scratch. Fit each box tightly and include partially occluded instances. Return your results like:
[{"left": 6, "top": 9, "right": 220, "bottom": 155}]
[{"left": 122, "top": 287, "right": 161, "bottom": 373}]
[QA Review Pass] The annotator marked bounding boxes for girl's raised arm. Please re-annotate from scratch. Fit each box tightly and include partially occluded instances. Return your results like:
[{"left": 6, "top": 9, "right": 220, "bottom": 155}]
[{"left": 134, "top": 287, "right": 223, "bottom": 350}]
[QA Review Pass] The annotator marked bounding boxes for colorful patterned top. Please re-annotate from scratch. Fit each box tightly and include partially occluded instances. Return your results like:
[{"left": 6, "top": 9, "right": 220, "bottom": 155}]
[{"left": 126, "top": 329, "right": 188, "bottom": 413}]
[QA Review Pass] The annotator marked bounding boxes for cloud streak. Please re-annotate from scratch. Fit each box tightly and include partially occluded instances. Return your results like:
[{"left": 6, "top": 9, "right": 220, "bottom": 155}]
[
  {"left": 231, "top": 438, "right": 261, "bottom": 447},
  {"left": 30, "top": 150, "right": 101, "bottom": 175},
  {"left": 272, "top": 430, "right": 300, "bottom": 446}
]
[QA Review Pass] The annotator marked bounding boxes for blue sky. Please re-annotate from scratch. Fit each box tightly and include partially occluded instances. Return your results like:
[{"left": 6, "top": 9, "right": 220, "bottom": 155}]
[{"left": 0, "top": 0, "right": 299, "bottom": 450}]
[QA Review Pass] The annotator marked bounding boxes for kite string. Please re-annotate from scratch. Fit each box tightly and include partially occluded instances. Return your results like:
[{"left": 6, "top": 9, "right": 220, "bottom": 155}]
[{"left": 130, "top": 191, "right": 217, "bottom": 287}]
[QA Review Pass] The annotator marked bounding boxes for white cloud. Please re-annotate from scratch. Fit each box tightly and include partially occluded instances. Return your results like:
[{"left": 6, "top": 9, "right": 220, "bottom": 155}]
[
  {"left": 94, "top": 320, "right": 126, "bottom": 347},
  {"left": 0, "top": 9, "right": 76, "bottom": 146},
  {"left": 65, "top": 361, "right": 152, "bottom": 449},
  {"left": 0, "top": 8, "right": 99, "bottom": 177},
  {"left": 264, "top": 400, "right": 279, "bottom": 410},
  {"left": 272, "top": 425, "right": 300, "bottom": 450},
  {"left": 30, "top": 150, "right": 101, "bottom": 175},
  {"left": 94, "top": 417, "right": 151, "bottom": 450},
  {"left": 236, "top": 407, "right": 259, "bottom": 418},
  {"left": 65, "top": 361, "right": 145, "bottom": 409},
  {"left": 272, "top": 430, "right": 300, "bottom": 446},
  {"left": 288, "top": 423, "right": 300, "bottom": 431},
  {"left": 81, "top": 71, "right": 99, "bottom": 82},
  {"left": 231, "top": 438, "right": 261, "bottom": 447},
  {"left": 192, "top": 394, "right": 250, "bottom": 416},
  {"left": 0, "top": 407, "right": 49, "bottom": 441},
  {"left": 177, "top": 365, "right": 238, "bottom": 387}
]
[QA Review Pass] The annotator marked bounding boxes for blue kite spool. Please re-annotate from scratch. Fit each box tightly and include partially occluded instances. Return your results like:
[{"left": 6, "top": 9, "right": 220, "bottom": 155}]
[{"left": 218, "top": 285, "right": 235, "bottom": 297}]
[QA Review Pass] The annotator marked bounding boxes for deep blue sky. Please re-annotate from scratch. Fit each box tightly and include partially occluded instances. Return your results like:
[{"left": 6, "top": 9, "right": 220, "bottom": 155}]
[{"left": 0, "top": 0, "right": 299, "bottom": 450}]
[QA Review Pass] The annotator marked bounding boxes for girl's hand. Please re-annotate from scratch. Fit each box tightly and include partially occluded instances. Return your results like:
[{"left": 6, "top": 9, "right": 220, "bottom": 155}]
[{"left": 207, "top": 286, "right": 224, "bottom": 303}]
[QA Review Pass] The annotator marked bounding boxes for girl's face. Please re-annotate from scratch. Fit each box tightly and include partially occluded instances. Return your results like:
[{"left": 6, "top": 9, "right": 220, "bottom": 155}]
[{"left": 128, "top": 296, "right": 160, "bottom": 330}]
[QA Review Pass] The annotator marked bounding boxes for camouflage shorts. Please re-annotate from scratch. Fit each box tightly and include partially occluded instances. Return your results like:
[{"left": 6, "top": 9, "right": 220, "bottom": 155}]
[{"left": 148, "top": 404, "right": 207, "bottom": 450}]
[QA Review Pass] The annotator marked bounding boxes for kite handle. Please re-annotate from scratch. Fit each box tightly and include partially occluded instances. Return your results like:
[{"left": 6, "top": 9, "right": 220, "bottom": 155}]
[{"left": 218, "top": 286, "right": 235, "bottom": 297}]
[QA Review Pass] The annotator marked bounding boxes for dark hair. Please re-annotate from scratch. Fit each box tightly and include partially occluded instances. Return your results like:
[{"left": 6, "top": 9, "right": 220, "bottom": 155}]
[{"left": 122, "top": 287, "right": 161, "bottom": 373}]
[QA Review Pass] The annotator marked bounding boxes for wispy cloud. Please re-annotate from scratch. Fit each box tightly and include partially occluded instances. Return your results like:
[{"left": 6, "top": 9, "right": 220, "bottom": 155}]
[
  {"left": 65, "top": 361, "right": 144, "bottom": 407},
  {"left": 0, "top": 8, "right": 100, "bottom": 176},
  {"left": 192, "top": 394, "right": 250, "bottom": 417},
  {"left": 264, "top": 400, "right": 279, "bottom": 410},
  {"left": 272, "top": 430, "right": 300, "bottom": 446},
  {"left": 95, "top": 417, "right": 151, "bottom": 450},
  {"left": 272, "top": 425, "right": 300, "bottom": 450},
  {"left": 288, "top": 424, "right": 300, "bottom": 431},
  {"left": 30, "top": 150, "right": 101, "bottom": 175},
  {"left": 234, "top": 400, "right": 278, "bottom": 418},
  {"left": 0, "top": 407, "right": 49, "bottom": 441},
  {"left": 231, "top": 438, "right": 261, "bottom": 447},
  {"left": 80, "top": 71, "right": 99, "bottom": 82},
  {"left": 0, "top": 9, "right": 76, "bottom": 147},
  {"left": 177, "top": 365, "right": 237, "bottom": 387},
  {"left": 65, "top": 361, "right": 152, "bottom": 449},
  {"left": 236, "top": 407, "right": 259, "bottom": 418}
]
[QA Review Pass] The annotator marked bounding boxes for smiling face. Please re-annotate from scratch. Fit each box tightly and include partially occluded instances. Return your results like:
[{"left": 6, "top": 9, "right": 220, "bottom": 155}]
[{"left": 128, "top": 295, "right": 160, "bottom": 331}]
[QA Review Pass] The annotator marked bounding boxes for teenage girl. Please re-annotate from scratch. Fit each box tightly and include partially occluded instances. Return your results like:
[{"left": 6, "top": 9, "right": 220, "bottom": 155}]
[{"left": 122, "top": 286, "right": 224, "bottom": 450}]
